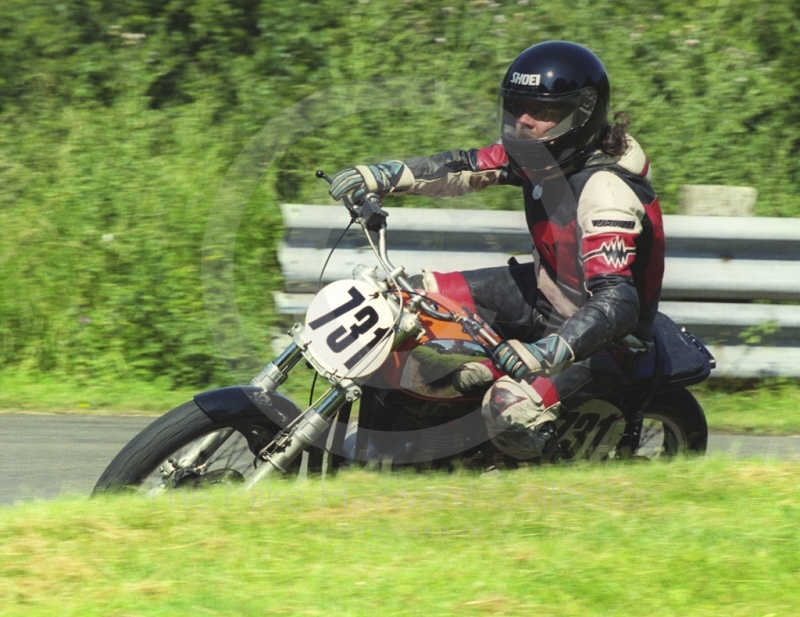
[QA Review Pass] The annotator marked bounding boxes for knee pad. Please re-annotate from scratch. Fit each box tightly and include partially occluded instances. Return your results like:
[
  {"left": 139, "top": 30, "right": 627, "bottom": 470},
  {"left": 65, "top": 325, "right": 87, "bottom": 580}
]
[
  {"left": 406, "top": 270, "right": 440, "bottom": 293},
  {"left": 481, "top": 376, "right": 560, "bottom": 460}
]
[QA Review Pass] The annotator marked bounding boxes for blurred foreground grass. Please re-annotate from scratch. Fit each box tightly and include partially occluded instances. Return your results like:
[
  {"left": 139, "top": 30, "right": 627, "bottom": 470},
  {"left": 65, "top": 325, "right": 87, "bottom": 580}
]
[{"left": 1, "top": 458, "right": 798, "bottom": 616}]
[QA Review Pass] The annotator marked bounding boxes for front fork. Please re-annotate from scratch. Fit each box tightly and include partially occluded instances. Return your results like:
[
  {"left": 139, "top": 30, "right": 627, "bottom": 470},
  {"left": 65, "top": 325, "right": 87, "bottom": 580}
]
[
  {"left": 250, "top": 342, "right": 305, "bottom": 391},
  {"left": 241, "top": 287, "right": 423, "bottom": 487},
  {"left": 161, "top": 343, "right": 312, "bottom": 491},
  {"left": 243, "top": 320, "right": 420, "bottom": 488},
  {"left": 242, "top": 386, "right": 349, "bottom": 489}
]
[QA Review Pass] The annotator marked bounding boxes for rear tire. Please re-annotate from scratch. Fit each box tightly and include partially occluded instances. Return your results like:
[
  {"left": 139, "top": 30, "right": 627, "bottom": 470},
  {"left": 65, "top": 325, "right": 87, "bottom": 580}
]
[
  {"left": 637, "top": 387, "right": 708, "bottom": 458},
  {"left": 92, "top": 401, "right": 287, "bottom": 494}
]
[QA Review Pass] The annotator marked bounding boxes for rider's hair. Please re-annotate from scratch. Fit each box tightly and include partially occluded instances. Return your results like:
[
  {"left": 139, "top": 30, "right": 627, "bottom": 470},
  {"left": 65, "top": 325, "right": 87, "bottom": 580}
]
[{"left": 599, "top": 111, "right": 630, "bottom": 157}]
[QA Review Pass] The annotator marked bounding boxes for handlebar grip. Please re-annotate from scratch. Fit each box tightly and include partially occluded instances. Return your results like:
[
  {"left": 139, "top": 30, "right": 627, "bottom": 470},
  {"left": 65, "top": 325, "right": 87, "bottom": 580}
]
[{"left": 359, "top": 197, "right": 388, "bottom": 232}]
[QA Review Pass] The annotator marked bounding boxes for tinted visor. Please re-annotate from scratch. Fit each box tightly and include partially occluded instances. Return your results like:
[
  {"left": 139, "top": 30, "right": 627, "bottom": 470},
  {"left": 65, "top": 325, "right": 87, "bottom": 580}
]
[{"left": 500, "top": 87, "right": 598, "bottom": 140}]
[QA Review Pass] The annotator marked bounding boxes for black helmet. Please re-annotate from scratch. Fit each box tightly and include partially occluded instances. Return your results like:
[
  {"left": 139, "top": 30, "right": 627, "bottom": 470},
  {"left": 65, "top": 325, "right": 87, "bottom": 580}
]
[{"left": 499, "top": 41, "right": 610, "bottom": 178}]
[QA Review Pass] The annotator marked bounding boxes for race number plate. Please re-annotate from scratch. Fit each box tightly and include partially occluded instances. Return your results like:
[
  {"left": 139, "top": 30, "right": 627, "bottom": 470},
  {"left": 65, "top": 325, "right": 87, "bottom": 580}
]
[
  {"left": 301, "top": 279, "right": 396, "bottom": 379},
  {"left": 556, "top": 400, "right": 626, "bottom": 461}
]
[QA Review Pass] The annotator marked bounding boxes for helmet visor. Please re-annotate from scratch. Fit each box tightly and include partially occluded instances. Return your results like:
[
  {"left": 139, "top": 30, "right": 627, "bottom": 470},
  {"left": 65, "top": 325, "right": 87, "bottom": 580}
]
[{"left": 500, "top": 87, "right": 598, "bottom": 141}]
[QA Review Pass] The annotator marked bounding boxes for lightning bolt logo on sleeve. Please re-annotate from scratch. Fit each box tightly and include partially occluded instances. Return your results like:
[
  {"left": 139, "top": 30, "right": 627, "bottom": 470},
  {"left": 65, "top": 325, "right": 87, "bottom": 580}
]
[{"left": 582, "top": 234, "right": 637, "bottom": 277}]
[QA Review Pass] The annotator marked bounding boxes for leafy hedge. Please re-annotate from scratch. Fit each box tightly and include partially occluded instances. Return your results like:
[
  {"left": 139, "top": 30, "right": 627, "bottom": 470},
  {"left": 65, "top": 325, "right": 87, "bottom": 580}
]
[{"left": 1, "top": 0, "right": 799, "bottom": 387}]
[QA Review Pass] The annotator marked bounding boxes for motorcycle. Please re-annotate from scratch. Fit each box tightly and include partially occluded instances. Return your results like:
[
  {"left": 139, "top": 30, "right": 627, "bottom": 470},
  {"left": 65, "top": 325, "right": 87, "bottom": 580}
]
[{"left": 93, "top": 173, "right": 715, "bottom": 494}]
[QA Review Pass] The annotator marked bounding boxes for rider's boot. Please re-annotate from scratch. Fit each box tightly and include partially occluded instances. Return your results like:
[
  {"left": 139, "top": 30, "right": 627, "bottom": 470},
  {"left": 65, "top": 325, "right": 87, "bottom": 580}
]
[{"left": 538, "top": 421, "right": 561, "bottom": 463}]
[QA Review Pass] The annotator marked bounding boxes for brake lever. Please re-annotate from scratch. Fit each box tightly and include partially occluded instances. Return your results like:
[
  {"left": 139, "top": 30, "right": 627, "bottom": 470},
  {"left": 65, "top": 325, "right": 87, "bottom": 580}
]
[
  {"left": 317, "top": 169, "right": 359, "bottom": 219},
  {"left": 317, "top": 168, "right": 386, "bottom": 229},
  {"left": 315, "top": 170, "right": 333, "bottom": 183}
]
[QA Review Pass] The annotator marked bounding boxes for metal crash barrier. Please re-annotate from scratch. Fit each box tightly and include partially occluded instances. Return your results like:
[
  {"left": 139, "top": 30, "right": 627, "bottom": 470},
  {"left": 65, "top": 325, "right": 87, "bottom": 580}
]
[{"left": 275, "top": 204, "right": 800, "bottom": 378}]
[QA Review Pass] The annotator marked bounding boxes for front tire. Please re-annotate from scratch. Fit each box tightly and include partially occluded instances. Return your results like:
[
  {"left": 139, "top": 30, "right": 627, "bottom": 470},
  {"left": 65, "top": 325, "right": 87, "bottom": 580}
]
[
  {"left": 637, "top": 387, "right": 708, "bottom": 458},
  {"left": 92, "top": 401, "right": 287, "bottom": 495}
]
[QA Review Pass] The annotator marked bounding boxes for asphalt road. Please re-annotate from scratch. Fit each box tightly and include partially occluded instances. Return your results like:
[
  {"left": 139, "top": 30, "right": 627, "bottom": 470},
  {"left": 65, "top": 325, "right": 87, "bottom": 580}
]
[
  {"left": 1, "top": 414, "right": 799, "bottom": 507},
  {"left": 0, "top": 414, "right": 153, "bottom": 506}
]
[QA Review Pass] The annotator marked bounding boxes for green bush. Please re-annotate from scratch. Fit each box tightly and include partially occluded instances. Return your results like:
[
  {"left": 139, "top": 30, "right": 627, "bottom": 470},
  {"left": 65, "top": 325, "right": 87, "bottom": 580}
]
[{"left": 1, "top": 0, "right": 799, "bottom": 387}]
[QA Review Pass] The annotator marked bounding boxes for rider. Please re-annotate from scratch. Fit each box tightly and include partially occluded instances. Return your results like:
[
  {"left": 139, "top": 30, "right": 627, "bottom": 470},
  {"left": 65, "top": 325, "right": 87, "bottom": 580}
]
[{"left": 327, "top": 41, "right": 665, "bottom": 462}]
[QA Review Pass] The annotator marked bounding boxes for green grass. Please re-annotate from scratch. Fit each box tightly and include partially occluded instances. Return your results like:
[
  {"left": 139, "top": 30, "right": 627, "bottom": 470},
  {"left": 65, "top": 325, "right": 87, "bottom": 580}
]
[
  {"left": 3, "top": 368, "right": 800, "bottom": 436},
  {"left": 3, "top": 0, "right": 800, "bottom": 389},
  {"left": 0, "top": 366, "right": 320, "bottom": 416},
  {"left": 1, "top": 458, "right": 799, "bottom": 615},
  {"left": 0, "top": 371, "right": 198, "bottom": 415},
  {"left": 691, "top": 381, "right": 800, "bottom": 435}
]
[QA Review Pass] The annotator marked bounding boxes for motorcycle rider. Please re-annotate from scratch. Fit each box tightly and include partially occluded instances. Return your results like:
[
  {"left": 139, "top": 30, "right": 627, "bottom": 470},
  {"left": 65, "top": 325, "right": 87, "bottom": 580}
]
[{"left": 327, "top": 41, "right": 665, "bottom": 462}]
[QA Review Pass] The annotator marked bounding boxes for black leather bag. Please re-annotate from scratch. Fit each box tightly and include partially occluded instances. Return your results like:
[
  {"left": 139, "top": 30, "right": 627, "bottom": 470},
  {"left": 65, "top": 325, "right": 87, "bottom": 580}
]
[
  {"left": 652, "top": 312, "right": 715, "bottom": 389},
  {"left": 627, "top": 312, "right": 715, "bottom": 393}
]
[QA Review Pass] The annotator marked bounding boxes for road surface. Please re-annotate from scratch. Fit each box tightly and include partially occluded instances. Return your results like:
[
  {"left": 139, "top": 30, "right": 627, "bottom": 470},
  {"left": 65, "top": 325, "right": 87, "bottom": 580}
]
[{"left": 1, "top": 414, "right": 799, "bottom": 506}]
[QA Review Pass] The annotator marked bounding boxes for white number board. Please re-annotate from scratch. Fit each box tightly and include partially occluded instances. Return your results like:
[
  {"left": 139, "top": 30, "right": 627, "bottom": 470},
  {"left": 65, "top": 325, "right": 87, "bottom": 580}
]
[{"left": 302, "top": 279, "right": 396, "bottom": 379}]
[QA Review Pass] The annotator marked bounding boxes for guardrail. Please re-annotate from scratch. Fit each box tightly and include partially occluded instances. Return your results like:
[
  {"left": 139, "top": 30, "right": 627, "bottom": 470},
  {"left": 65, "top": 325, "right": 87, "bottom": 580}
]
[{"left": 276, "top": 204, "right": 800, "bottom": 378}]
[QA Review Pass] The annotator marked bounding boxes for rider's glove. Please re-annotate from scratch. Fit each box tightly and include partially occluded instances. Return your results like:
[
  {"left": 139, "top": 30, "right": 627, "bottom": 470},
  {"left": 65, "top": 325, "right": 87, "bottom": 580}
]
[
  {"left": 328, "top": 161, "right": 414, "bottom": 202},
  {"left": 453, "top": 361, "right": 496, "bottom": 395},
  {"left": 494, "top": 335, "right": 575, "bottom": 381}
]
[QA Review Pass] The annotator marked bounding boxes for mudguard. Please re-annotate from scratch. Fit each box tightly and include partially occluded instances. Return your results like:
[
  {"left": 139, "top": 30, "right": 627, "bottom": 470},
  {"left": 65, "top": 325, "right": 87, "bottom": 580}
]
[{"left": 194, "top": 386, "right": 302, "bottom": 429}]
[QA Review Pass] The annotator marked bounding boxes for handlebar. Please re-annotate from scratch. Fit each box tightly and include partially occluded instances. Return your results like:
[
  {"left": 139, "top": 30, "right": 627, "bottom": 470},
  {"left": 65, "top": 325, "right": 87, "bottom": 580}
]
[
  {"left": 315, "top": 169, "right": 387, "bottom": 231},
  {"left": 316, "top": 168, "right": 503, "bottom": 353}
]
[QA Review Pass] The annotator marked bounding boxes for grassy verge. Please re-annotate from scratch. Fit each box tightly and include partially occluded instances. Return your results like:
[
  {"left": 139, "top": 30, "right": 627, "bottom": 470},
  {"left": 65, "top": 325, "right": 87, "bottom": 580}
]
[
  {"left": 0, "top": 367, "right": 320, "bottom": 416},
  {"left": 1, "top": 458, "right": 798, "bottom": 615},
  {"left": 691, "top": 380, "right": 800, "bottom": 435},
  {"left": 0, "top": 371, "right": 198, "bottom": 415},
  {"left": 2, "top": 369, "right": 800, "bottom": 435}
]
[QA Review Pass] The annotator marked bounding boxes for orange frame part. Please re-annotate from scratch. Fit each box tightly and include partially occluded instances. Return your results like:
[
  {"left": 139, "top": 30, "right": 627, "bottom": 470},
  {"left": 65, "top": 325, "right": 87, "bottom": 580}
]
[{"left": 378, "top": 291, "right": 487, "bottom": 392}]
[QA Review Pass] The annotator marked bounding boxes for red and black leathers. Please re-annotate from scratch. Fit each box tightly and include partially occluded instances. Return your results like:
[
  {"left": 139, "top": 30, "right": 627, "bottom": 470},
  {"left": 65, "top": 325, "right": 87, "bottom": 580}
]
[{"left": 400, "top": 135, "right": 665, "bottom": 366}]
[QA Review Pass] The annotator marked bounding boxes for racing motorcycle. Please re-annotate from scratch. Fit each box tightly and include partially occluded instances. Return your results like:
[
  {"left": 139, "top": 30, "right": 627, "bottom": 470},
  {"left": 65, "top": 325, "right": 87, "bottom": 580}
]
[{"left": 93, "top": 172, "right": 715, "bottom": 495}]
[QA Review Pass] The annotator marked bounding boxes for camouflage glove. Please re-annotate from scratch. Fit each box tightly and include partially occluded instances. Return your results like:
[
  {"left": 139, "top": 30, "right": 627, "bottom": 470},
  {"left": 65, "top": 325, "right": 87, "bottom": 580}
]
[
  {"left": 453, "top": 362, "right": 495, "bottom": 395},
  {"left": 328, "top": 161, "right": 414, "bottom": 202},
  {"left": 495, "top": 335, "right": 575, "bottom": 381}
]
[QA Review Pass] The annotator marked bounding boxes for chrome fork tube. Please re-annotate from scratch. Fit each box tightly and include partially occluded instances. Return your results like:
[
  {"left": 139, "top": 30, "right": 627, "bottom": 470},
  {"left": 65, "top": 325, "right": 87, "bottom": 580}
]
[
  {"left": 251, "top": 342, "right": 303, "bottom": 391},
  {"left": 273, "top": 342, "right": 304, "bottom": 371},
  {"left": 243, "top": 388, "right": 348, "bottom": 490},
  {"left": 170, "top": 344, "right": 307, "bottom": 482}
]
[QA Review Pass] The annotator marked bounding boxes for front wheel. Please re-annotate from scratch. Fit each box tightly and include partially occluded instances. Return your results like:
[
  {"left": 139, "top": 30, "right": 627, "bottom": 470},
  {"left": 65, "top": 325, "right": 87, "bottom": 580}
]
[
  {"left": 636, "top": 387, "right": 708, "bottom": 458},
  {"left": 92, "top": 401, "right": 293, "bottom": 495}
]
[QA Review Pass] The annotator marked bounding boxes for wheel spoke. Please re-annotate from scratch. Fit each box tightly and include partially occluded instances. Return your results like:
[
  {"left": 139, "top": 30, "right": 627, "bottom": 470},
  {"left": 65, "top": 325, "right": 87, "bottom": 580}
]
[
  {"left": 140, "top": 429, "right": 264, "bottom": 493},
  {"left": 93, "top": 402, "right": 310, "bottom": 496},
  {"left": 635, "top": 413, "right": 686, "bottom": 459}
]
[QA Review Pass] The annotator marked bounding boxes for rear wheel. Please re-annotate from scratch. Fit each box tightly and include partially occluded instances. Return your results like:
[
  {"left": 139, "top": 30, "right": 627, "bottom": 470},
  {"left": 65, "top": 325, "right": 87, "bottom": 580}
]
[
  {"left": 636, "top": 387, "right": 708, "bottom": 458},
  {"left": 92, "top": 401, "right": 292, "bottom": 495}
]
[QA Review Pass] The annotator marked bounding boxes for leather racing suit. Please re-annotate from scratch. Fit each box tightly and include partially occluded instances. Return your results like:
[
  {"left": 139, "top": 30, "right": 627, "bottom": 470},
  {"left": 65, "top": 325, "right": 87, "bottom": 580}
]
[{"left": 384, "top": 135, "right": 665, "bottom": 457}]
